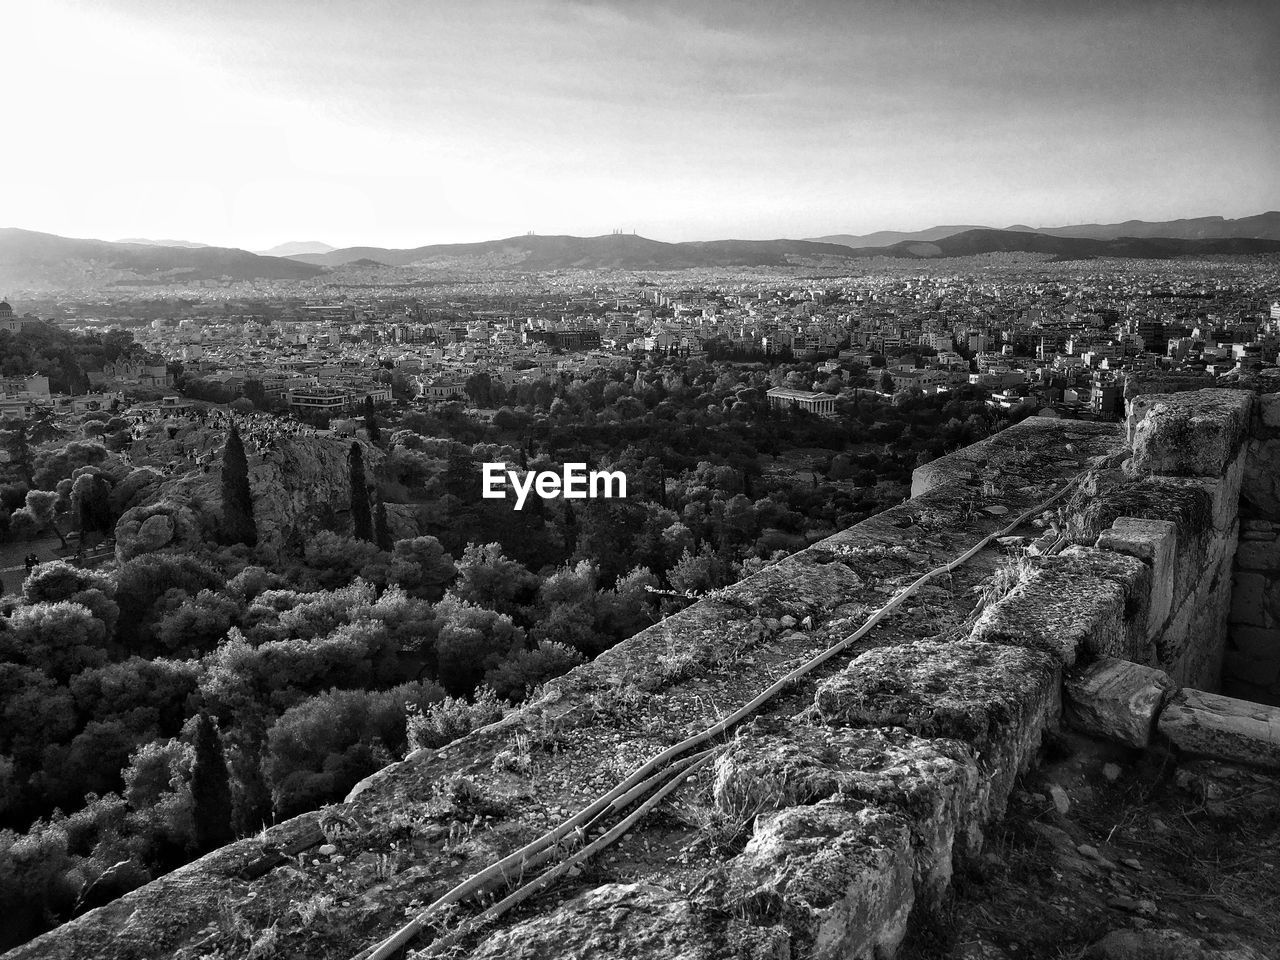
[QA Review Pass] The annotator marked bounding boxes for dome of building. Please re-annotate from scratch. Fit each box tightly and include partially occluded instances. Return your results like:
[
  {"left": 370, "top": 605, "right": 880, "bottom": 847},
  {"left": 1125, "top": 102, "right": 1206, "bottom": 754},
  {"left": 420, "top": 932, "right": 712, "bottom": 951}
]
[{"left": 0, "top": 301, "right": 12, "bottom": 318}]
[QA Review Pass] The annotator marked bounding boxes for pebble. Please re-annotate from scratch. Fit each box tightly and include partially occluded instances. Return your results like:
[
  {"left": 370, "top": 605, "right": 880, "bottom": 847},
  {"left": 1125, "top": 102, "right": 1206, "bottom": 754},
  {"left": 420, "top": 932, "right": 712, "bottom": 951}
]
[
  {"left": 983, "top": 504, "right": 1009, "bottom": 516},
  {"left": 1048, "top": 784, "right": 1070, "bottom": 816},
  {"left": 318, "top": 844, "right": 338, "bottom": 856},
  {"left": 1102, "top": 763, "right": 1122, "bottom": 782},
  {"left": 1077, "top": 844, "right": 1117, "bottom": 870},
  {"left": 1121, "top": 858, "right": 1141, "bottom": 870}
]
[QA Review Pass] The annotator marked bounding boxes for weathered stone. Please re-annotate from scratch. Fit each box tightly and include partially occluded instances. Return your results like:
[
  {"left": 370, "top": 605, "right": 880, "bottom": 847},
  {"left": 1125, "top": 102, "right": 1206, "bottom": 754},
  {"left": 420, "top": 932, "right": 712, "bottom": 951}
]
[
  {"left": 1063, "top": 656, "right": 1177, "bottom": 748},
  {"left": 814, "top": 640, "right": 1060, "bottom": 816},
  {"left": 467, "top": 883, "right": 791, "bottom": 960},
  {"left": 1158, "top": 689, "right": 1280, "bottom": 770},
  {"left": 1097, "top": 517, "right": 1177, "bottom": 633},
  {"left": 712, "top": 725, "right": 982, "bottom": 896},
  {"left": 1048, "top": 783, "right": 1070, "bottom": 816},
  {"left": 1125, "top": 389, "right": 1252, "bottom": 478},
  {"left": 717, "top": 801, "right": 913, "bottom": 960},
  {"left": 969, "top": 550, "right": 1143, "bottom": 665}
]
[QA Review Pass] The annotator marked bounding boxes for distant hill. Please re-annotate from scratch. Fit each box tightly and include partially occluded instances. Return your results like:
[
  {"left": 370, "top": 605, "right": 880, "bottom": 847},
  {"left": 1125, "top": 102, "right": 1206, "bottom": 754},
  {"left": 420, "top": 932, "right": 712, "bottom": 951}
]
[
  {"left": 812, "top": 212, "right": 1280, "bottom": 247},
  {"left": 116, "top": 237, "right": 210, "bottom": 248},
  {"left": 838, "top": 228, "right": 1280, "bottom": 260},
  {"left": 256, "top": 240, "right": 336, "bottom": 257},
  {"left": 808, "top": 225, "right": 990, "bottom": 247},
  {"left": 0, "top": 228, "right": 326, "bottom": 291},
  {"left": 1004, "top": 212, "right": 1280, "bottom": 242},
  {"left": 288, "top": 233, "right": 864, "bottom": 269}
]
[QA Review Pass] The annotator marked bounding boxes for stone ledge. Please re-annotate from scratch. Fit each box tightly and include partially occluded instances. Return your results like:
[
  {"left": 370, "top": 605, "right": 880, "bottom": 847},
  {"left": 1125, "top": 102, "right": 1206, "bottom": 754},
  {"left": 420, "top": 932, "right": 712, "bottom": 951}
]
[{"left": 910, "top": 416, "right": 1120, "bottom": 499}]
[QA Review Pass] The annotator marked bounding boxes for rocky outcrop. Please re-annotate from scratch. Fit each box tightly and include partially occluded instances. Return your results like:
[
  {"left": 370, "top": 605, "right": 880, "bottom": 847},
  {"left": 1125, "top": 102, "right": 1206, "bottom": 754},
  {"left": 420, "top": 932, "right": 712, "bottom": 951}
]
[{"left": 117, "top": 435, "right": 398, "bottom": 557}]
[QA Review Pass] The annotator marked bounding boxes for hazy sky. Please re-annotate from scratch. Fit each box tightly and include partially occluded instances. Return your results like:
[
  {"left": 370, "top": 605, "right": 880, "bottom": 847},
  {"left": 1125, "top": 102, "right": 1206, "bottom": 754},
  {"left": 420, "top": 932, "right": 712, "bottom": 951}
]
[{"left": 5, "top": 0, "right": 1278, "bottom": 249}]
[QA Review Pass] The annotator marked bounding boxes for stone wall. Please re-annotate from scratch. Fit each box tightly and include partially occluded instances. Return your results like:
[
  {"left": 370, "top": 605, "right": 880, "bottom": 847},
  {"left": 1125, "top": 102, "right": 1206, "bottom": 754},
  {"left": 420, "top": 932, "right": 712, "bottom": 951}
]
[
  {"left": 1226, "top": 393, "right": 1280, "bottom": 705},
  {"left": 6, "top": 399, "right": 1269, "bottom": 960}
]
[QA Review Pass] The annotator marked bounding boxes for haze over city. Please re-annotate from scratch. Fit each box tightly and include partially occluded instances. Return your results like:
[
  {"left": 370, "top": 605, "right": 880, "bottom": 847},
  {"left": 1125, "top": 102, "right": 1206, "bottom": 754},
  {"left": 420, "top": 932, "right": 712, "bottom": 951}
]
[{"left": 6, "top": 0, "right": 1278, "bottom": 251}]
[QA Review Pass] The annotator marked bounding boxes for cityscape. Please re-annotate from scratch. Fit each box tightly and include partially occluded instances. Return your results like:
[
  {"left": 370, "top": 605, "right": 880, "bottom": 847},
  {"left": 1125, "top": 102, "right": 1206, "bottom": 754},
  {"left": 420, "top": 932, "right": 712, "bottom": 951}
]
[{"left": 2, "top": 1, "right": 1279, "bottom": 959}]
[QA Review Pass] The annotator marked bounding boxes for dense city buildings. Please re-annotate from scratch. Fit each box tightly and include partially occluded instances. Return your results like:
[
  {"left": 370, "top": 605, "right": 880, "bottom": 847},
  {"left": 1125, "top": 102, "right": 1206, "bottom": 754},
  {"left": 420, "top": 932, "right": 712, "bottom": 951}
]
[{"left": 8, "top": 258, "right": 1276, "bottom": 428}]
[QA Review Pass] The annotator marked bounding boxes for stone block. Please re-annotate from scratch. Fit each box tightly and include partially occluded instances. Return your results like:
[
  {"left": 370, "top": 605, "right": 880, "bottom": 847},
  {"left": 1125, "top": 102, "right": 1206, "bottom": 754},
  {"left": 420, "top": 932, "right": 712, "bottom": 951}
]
[
  {"left": 1176, "top": 572, "right": 1233, "bottom": 690},
  {"left": 468, "top": 882, "right": 791, "bottom": 960},
  {"left": 1242, "top": 436, "right": 1280, "bottom": 520},
  {"left": 1230, "top": 571, "right": 1268, "bottom": 627},
  {"left": 969, "top": 552, "right": 1141, "bottom": 665},
  {"left": 1242, "top": 517, "right": 1279, "bottom": 534},
  {"left": 712, "top": 725, "right": 982, "bottom": 898},
  {"left": 1261, "top": 393, "right": 1280, "bottom": 430},
  {"left": 1097, "top": 518, "right": 1178, "bottom": 634},
  {"left": 1126, "top": 389, "right": 1252, "bottom": 478},
  {"left": 1063, "top": 656, "right": 1177, "bottom": 748},
  {"left": 1230, "top": 624, "right": 1280, "bottom": 659},
  {"left": 814, "top": 640, "right": 1060, "bottom": 817},
  {"left": 1235, "top": 536, "right": 1280, "bottom": 571},
  {"left": 719, "top": 801, "right": 914, "bottom": 960},
  {"left": 1157, "top": 688, "right": 1280, "bottom": 771}
]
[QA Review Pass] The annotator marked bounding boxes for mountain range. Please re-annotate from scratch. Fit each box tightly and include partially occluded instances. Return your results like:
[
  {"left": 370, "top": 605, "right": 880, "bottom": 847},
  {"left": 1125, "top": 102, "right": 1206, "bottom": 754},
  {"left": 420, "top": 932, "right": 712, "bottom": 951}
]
[
  {"left": 290, "top": 227, "right": 1280, "bottom": 270},
  {"left": 0, "top": 228, "right": 324, "bottom": 291},
  {"left": 811, "top": 212, "right": 1280, "bottom": 247},
  {"left": 286, "top": 234, "right": 864, "bottom": 269},
  {"left": 2, "top": 213, "right": 1279, "bottom": 292}
]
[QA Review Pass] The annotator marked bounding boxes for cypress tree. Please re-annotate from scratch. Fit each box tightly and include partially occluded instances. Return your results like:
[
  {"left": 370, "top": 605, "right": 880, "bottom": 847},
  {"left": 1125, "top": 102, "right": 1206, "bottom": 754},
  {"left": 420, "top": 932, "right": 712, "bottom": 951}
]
[
  {"left": 363, "top": 395, "right": 381, "bottom": 445},
  {"left": 350, "top": 442, "right": 374, "bottom": 542},
  {"left": 374, "top": 498, "right": 392, "bottom": 551},
  {"left": 191, "top": 712, "right": 234, "bottom": 851},
  {"left": 221, "top": 423, "right": 257, "bottom": 546}
]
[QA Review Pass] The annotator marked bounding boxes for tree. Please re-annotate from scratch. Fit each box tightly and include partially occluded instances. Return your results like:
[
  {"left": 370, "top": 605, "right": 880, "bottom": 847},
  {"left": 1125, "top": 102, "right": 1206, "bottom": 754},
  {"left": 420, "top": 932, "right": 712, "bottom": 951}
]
[
  {"left": 0, "top": 422, "right": 33, "bottom": 484},
  {"left": 220, "top": 423, "right": 257, "bottom": 547},
  {"left": 71, "top": 471, "right": 113, "bottom": 538},
  {"left": 374, "top": 500, "right": 392, "bottom": 552},
  {"left": 349, "top": 443, "right": 374, "bottom": 542},
  {"left": 879, "top": 369, "right": 895, "bottom": 394},
  {"left": 363, "top": 395, "right": 381, "bottom": 445},
  {"left": 243, "top": 378, "right": 268, "bottom": 410},
  {"left": 190, "top": 712, "right": 233, "bottom": 852},
  {"left": 9, "top": 489, "right": 68, "bottom": 548}
]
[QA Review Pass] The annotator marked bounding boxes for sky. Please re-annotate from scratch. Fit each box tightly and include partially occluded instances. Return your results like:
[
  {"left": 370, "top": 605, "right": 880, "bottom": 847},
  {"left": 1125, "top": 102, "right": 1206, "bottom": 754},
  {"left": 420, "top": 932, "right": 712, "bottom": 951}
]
[{"left": 3, "top": 0, "right": 1278, "bottom": 250}]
